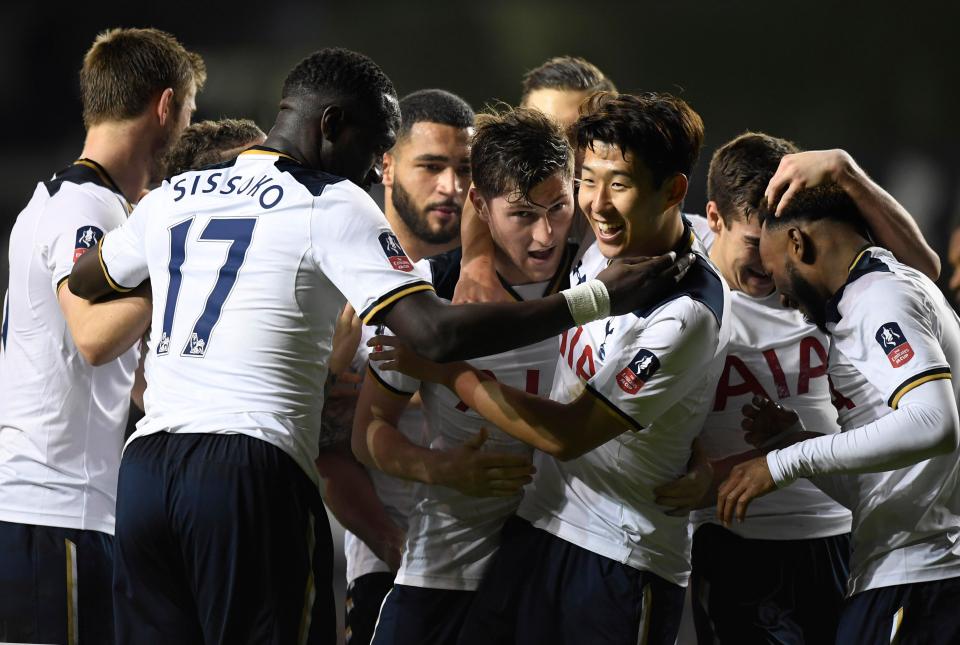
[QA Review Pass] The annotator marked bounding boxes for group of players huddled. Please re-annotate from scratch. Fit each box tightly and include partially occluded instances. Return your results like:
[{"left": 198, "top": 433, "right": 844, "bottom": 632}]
[{"left": 1, "top": 26, "right": 958, "bottom": 645}]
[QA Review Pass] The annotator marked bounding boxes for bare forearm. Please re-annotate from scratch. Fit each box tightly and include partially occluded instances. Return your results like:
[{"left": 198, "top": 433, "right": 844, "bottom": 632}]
[
  {"left": 447, "top": 365, "right": 588, "bottom": 458},
  {"left": 363, "top": 418, "right": 448, "bottom": 484},
  {"left": 838, "top": 158, "right": 940, "bottom": 279},
  {"left": 59, "top": 283, "right": 151, "bottom": 366},
  {"left": 317, "top": 450, "right": 401, "bottom": 549}
]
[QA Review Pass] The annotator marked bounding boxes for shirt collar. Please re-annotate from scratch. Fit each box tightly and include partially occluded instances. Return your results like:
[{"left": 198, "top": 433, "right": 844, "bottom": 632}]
[{"left": 824, "top": 245, "right": 891, "bottom": 325}]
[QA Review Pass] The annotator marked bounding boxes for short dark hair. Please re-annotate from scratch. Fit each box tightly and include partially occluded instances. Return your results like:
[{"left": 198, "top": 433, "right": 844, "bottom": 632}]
[
  {"left": 282, "top": 48, "right": 397, "bottom": 124},
  {"left": 162, "top": 118, "right": 265, "bottom": 177},
  {"left": 471, "top": 107, "right": 573, "bottom": 203},
  {"left": 396, "top": 89, "right": 474, "bottom": 142},
  {"left": 759, "top": 183, "right": 866, "bottom": 233},
  {"left": 708, "top": 132, "right": 800, "bottom": 225},
  {"left": 81, "top": 27, "right": 206, "bottom": 128},
  {"left": 521, "top": 56, "right": 616, "bottom": 103},
  {"left": 574, "top": 91, "right": 704, "bottom": 188}
]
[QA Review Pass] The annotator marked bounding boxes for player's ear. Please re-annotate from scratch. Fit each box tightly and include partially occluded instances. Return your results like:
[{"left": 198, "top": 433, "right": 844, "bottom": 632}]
[
  {"left": 469, "top": 186, "right": 489, "bottom": 222},
  {"left": 663, "top": 173, "right": 688, "bottom": 210},
  {"left": 156, "top": 88, "right": 175, "bottom": 126},
  {"left": 787, "top": 227, "right": 815, "bottom": 265},
  {"left": 320, "top": 105, "right": 345, "bottom": 142},
  {"left": 705, "top": 201, "right": 724, "bottom": 233},
  {"left": 381, "top": 152, "right": 395, "bottom": 188}
]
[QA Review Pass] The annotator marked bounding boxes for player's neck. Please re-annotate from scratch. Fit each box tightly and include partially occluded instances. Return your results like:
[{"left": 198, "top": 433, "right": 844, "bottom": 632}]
[
  {"left": 624, "top": 207, "right": 685, "bottom": 257},
  {"left": 80, "top": 121, "right": 155, "bottom": 204},
  {"left": 820, "top": 225, "right": 872, "bottom": 296},
  {"left": 383, "top": 203, "right": 457, "bottom": 262}
]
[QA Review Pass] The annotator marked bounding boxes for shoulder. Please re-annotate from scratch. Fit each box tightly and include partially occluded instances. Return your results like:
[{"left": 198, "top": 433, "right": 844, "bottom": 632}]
[
  {"left": 275, "top": 158, "right": 349, "bottom": 198},
  {"left": 426, "top": 247, "right": 463, "bottom": 300},
  {"left": 831, "top": 247, "right": 926, "bottom": 326},
  {"left": 632, "top": 252, "right": 727, "bottom": 328}
]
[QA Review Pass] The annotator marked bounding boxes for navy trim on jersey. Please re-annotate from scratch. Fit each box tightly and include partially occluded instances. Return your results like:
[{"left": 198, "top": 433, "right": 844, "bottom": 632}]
[
  {"left": 274, "top": 158, "right": 346, "bottom": 197},
  {"left": 584, "top": 382, "right": 645, "bottom": 432},
  {"left": 887, "top": 366, "right": 952, "bottom": 409},
  {"left": 366, "top": 363, "right": 416, "bottom": 398},
  {"left": 427, "top": 247, "right": 464, "bottom": 300},
  {"left": 43, "top": 161, "right": 118, "bottom": 199},
  {"left": 358, "top": 281, "right": 435, "bottom": 325},
  {"left": 825, "top": 247, "right": 891, "bottom": 325},
  {"left": 632, "top": 255, "right": 725, "bottom": 326}
]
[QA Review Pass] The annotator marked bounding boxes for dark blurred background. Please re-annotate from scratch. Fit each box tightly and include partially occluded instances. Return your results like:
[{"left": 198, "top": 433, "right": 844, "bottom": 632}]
[
  {"left": 2, "top": 1, "right": 958, "bottom": 268},
  {"left": 2, "top": 1, "right": 958, "bottom": 639}
]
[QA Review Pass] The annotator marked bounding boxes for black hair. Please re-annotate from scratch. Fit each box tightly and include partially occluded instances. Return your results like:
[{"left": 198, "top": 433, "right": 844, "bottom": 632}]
[
  {"left": 574, "top": 91, "right": 704, "bottom": 188},
  {"left": 471, "top": 106, "right": 572, "bottom": 202},
  {"left": 397, "top": 89, "right": 474, "bottom": 140},
  {"left": 521, "top": 56, "right": 616, "bottom": 102},
  {"left": 282, "top": 48, "right": 397, "bottom": 121},
  {"left": 758, "top": 183, "right": 867, "bottom": 233},
  {"left": 708, "top": 132, "right": 800, "bottom": 224}
]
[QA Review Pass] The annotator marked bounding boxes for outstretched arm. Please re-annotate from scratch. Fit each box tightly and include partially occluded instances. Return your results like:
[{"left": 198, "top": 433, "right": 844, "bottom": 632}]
[
  {"left": 717, "top": 379, "right": 959, "bottom": 525},
  {"left": 370, "top": 338, "right": 634, "bottom": 460},
  {"left": 765, "top": 150, "right": 940, "bottom": 279},
  {"left": 383, "top": 252, "right": 694, "bottom": 362}
]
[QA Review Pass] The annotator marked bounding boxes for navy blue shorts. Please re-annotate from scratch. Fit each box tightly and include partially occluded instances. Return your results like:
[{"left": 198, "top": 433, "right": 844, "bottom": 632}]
[
  {"left": 457, "top": 516, "right": 684, "bottom": 645},
  {"left": 113, "top": 432, "right": 335, "bottom": 645},
  {"left": 371, "top": 584, "right": 474, "bottom": 645},
  {"left": 836, "top": 576, "right": 960, "bottom": 645},
  {"left": 346, "top": 571, "right": 394, "bottom": 645},
  {"left": 691, "top": 523, "right": 850, "bottom": 644},
  {"left": 0, "top": 519, "right": 114, "bottom": 644}
]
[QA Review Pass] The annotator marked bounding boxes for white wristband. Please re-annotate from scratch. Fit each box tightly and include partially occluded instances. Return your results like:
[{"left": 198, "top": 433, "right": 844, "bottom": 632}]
[{"left": 561, "top": 279, "right": 611, "bottom": 325}]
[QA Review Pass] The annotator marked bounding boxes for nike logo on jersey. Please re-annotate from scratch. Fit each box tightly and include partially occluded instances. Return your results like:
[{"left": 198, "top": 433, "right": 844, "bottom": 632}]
[
  {"left": 875, "top": 322, "right": 913, "bottom": 367},
  {"left": 171, "top": 172, "right": 285, "bottom": 210},
  {"left": 74, "top": 226, "right": 103, "bottom": 262},
  {"left": 616, "top": 349, "right": 660, "bottom": 394},
  {"left": 378, "top": 232, "right": 413, "bottom": 272}
]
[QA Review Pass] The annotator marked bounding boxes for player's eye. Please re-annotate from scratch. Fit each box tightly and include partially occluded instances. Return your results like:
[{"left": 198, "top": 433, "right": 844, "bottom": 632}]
[
  {"left": 420, "top": 164, "right": 443, "bottom": 173},
  {"left": 577, "top": 177, "right": 595, "bottom": 186}
]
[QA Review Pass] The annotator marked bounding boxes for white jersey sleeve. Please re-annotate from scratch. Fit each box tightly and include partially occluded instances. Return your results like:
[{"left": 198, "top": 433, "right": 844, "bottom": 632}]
[
  {"left": 309, "top": 182, "right": 434, "bottom": 325},
  {"left": 842, "top": 275, "right": 952, "bottom": 409},
  {"left": 46, "top": 187, "right": 125, "bottom": 290},
  {"left": 586, "top": 298, "right": 722, "bottom": 430},
  {"left": 98, "top": 189, "right": 156, "bottom": 291}
]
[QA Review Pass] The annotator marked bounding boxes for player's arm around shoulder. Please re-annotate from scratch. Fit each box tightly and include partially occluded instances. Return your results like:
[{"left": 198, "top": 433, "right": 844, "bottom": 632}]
[{"left": 42, "top": 187, "right": 151, "bottom": 364}]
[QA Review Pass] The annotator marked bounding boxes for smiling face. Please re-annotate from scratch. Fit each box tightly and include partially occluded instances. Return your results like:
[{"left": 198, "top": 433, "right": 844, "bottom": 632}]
[
  {"left": 577, "top": 142, "right": 686, "bottom": 259},
  {"left": 384, "top": 121, "right": 472, "bottom": 246},
  {"left": 474, "top": 172, "right": 575, "bottom": 284},
  {"left": 707, "top": 204, "right": 775, "bottom": 297}
]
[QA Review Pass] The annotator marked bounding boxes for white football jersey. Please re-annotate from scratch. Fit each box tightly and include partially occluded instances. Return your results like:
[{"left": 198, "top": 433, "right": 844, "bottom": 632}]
[
  {"left": 97, "top": 147, "right": 434, "bottom": 484},
  {"left": 0, "top": 160, "right": 137, "bottom": 534},
  {"left": 814, "top": 246, "right": 960, "bottom": 594},
  {"left": 369, "top": 245, "right": 576, "bottom": 591},
  {"left": 519, "top": 226, "right": 732, "bottom": 587},
  {"left": 688, "top": 215, "right": 851, "bottom": 540}
]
